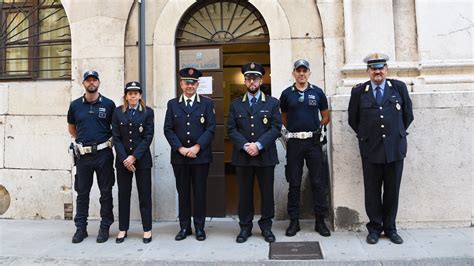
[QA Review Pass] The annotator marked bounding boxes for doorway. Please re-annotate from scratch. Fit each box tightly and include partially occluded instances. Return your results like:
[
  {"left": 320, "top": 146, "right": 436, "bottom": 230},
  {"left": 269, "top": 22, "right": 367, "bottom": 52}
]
[
  {"left": 175, "top": 0, "right": 270, "bottom": 217},
  {"left": 222, "top": 43, "right": 270, "bottom": 215}
]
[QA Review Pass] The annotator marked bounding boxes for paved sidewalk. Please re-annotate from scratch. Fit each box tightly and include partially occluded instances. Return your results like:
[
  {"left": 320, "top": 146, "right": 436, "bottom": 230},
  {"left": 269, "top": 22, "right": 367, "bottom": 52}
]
[{"left": 0, "top": 219, "right": 472, "bottom": 265}]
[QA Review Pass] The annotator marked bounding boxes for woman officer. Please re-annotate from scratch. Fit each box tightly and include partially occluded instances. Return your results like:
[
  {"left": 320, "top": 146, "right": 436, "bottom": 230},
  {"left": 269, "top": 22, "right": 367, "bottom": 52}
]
[{"left": 112, "top": 81, "right": 154, "bottom": 243}]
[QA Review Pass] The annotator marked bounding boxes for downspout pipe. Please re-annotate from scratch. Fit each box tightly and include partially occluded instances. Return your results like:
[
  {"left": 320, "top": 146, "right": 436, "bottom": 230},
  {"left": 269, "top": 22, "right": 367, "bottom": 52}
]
[{"left": 138, "top": 0, "right": 146, "bottom": 101}]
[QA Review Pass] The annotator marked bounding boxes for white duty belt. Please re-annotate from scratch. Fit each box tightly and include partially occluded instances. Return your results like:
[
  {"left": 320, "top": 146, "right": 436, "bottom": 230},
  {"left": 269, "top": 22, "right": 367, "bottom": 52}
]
[
  {"left": 286, "top": 131, "right": 316, "bottom": 139},
  {"left": 76, "top": 139, "right": 112, "bottom": 155}
]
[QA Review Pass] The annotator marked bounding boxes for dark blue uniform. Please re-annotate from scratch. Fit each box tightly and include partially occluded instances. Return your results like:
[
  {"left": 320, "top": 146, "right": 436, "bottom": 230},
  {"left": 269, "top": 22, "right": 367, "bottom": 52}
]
[
  {"left": 280, "top": 83, "right": 329, "bottom": 220},
  {"left": 348, "top": 79, "right": 414, "bottom": 236},
  {"left": 164, "top": 94, "right": 215, "bottom": 230},
  {"left": 227, "top": 92, "right": 281, "bottom": 231},
  {"left": 67, "top": 94, "right": 116, "bottom": 230},
  {"left": 112, "top": 105, "right": 154, "bottom": 232}
]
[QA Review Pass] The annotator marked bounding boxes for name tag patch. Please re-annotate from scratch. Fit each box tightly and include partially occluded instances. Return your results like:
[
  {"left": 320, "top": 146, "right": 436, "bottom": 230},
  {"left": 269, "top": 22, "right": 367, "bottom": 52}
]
[{"left": 99, "top": 107, "right": 106, "bottom": 112}]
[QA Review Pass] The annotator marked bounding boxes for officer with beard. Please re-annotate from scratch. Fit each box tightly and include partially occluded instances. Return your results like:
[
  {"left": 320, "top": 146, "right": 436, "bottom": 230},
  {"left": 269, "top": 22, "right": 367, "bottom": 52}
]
[
  {"left": 67, "top": 70, "right": 116, "bottom": 244},
  {"left": 227, "top": 62, "right": 282, "bottom": 243}
]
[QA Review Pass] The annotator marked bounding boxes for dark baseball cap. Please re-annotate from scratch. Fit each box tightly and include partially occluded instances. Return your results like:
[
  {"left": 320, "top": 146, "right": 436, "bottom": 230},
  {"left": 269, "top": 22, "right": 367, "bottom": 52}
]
[
  {"left": 83, "top": 70, "right": 99, "bottom": 81},
  {"left": 293, "top": 59, "right": 310, "bottom": 70}
]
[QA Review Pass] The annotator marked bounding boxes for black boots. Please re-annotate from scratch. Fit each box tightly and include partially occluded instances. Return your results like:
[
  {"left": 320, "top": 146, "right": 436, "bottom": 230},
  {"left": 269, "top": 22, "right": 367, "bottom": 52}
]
[
  {"left": 285, "top": 220, "right": 301, "bottom": 236},
  {"left": 315, "top": 215, "right": 331, "bottom": 237}
]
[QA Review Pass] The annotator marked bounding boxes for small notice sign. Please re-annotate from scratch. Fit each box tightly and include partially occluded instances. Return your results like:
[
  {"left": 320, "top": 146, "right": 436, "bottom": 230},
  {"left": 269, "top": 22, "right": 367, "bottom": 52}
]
[{"left": 197, "top": 76, "right": 213, "bottom": 95}]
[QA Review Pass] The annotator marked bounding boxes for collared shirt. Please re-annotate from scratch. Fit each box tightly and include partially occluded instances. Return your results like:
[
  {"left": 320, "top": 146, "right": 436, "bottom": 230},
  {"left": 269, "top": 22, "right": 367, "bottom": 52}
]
[
  {"left": 183, "top": 94, "right": 197, "bottom": 107},
  {"left": 371, "top": 80, "right": 386, "bottom": 98},
  {"left": 279, "top": 83, "right": 328, "bottom": 132},
  {"left": 128, "top": 104, "right": 138, "bottom": 111},
  {"left": 247, "top": 90, "right": 261, "bottom": 106},
  {"left": 67, "top": 93, "right": 116, "bottom": 145},
  {"left": 246, "top": 90, "right": 263, "bottom": 150}
]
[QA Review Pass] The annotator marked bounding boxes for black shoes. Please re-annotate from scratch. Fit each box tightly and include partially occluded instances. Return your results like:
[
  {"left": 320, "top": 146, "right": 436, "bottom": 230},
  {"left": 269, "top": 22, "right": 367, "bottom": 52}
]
[
  {"left": 96, "top": 227, "right": 110, "bottom": 243},
  {"left": 366, "top": 232, "right": 380, "bottom": 244},
  {"left": 143, "top": 236, "right": 152, "bottom": 244},
  {"left": 236, "top": 229, "right": 252, "bottom": 243},
  {"left": 175, "top": 228, "right": 192, "bottom": 241},
  {"left": 387, "top": 233, "right": 403, "bottom": 244},
  {"left": 261, "top": 230, "right": 276, "bottom": 243},
  {"left": 315, "top": 217, "right": 331, "bottom": 237},
  {"left": 72, "top": 228, "right": 88, "bottom": 243},
  {"left": 195, "top": 228, "right": 206, "bottom": 241},
  {"left": 285, "top": 220, "right": 301, "bottom": 237},
  {"left": 115, "top": 231, "right": 127, "bottom": 244}
]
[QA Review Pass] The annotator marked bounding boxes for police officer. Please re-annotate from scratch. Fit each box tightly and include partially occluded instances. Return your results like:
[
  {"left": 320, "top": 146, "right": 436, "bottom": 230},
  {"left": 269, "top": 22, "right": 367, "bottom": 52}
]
[
  {"left": 164, "top": 67, "right": 216, "bottom": 241},
  {"left": 280, "top": 59, "right": 331, "bottom": 237},
  {"left": 227, "top": 62, "right": 282, "bottom": 243},
  {"left": 67, "top": 70, "right": 116, "bottom": 243},
  {"left": 112, "top": 81, "right": 154, "bottom": 244},
  {"left": 348, "top": 53, "right": 414, "bottom": 245}
]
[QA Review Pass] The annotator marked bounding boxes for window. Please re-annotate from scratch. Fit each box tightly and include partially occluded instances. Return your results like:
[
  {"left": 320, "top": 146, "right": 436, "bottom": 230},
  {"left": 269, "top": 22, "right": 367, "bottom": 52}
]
[
  {"left": 0, "top": 0, "right": 71, "bottom": 80},
  {"left": 176, "top": 0, "right": 269, "bottom": 46}
]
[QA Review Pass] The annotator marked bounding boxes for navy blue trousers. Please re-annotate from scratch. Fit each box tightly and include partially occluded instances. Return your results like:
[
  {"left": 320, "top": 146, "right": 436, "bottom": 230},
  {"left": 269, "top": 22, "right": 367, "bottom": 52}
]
[
  {"left": 362, "top": 159, "right": 404, "bottom": 235},
  {"left": 286, "top": 138, "right": 328, "bottom": 220},
  {"left": 74, "top": 148, "right": 115, "bottom": 229}
]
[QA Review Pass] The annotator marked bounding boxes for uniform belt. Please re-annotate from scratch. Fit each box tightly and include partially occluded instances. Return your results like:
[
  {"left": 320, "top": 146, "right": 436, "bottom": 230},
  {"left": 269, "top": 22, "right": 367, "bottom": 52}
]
[
  {"left": 286, "top": 131, "right": 318, "bottom": 139},
  {"left": 76, "top": 139, "right": 112, "bottom": 155}
]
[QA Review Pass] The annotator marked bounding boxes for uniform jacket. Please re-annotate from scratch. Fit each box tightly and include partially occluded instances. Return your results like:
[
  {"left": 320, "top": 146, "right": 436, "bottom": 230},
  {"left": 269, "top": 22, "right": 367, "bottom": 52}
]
[
  {"left": 163, "top": 94, "right": 216, "bottom": 165},
  {"left": 227, "top": 92, "right": 282, "bottom": 167},
  {"left": 112, "top": 105, "right": 154, "bottom": 169},
  {"left": 348, "top": 79, "right": 414, "bottom": 163}
]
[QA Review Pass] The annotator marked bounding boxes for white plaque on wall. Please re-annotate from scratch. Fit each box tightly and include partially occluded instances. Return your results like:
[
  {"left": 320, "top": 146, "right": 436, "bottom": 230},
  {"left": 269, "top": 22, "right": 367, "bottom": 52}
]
[{"left": 179, "top": 49, "right": 220, "bottom": 70}]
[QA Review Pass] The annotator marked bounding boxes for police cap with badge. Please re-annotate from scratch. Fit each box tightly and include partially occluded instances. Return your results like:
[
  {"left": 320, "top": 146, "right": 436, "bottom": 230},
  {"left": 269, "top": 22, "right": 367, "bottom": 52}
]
[
  {"left": 179, "top": 67, "right": 202, "bottom": 83},
  {"left": 83, "top": 70, "right": 99, "bottom": 81},
  {"left": 241, "top": 62, "right": 265, "bottom": 77},
  {"left": 124, "top": 81, "right": 142, "bottom": 94},
  {"left": 363, "top": 52, "right": 389, "bottom": 69}
]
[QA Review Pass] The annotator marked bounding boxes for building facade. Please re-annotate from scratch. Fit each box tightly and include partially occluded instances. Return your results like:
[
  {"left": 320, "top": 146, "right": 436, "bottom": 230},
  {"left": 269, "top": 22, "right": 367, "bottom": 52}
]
[{"left": 0, "top": 0, "right": 472, "bottom": 230}]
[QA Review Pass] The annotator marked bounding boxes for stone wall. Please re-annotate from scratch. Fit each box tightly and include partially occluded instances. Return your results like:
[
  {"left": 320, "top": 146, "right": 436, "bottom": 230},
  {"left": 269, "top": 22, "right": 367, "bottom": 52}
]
[
  {"left": 0, "top": 0, "right": 472, "bottom": 229},
  {"left": 330, "top": 90, "right": 473, "bottom": 230}
]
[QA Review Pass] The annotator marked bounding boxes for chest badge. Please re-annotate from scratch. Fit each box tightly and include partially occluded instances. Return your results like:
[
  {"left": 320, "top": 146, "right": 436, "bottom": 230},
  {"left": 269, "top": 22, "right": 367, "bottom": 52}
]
[
  {"left": 200, "top": 117, "right": 205, "bottom": 124},
  {"left": 263, "top": 117, "right": 268, "bottom": 125},
  {"left": 396, "top": 103, "right": 401, "bottom": 110},
  {"left": 139, "top": 126, "right": 144, "bottom": 133}
]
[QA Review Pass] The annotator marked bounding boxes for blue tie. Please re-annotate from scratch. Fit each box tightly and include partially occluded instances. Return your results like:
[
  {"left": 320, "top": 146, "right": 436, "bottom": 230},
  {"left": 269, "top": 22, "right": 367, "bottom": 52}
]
[
  {"left": 375, "top": 86, "right": 383, "bottom": 105},
  {"left": 250, "top": 97, "right": 257, "bottom": 112},
  {"left": 129, "top": 108, "right": 135, "bottom": 119},
  {"left": 186, "top": 99, "right": 192, "bottom": 109}
]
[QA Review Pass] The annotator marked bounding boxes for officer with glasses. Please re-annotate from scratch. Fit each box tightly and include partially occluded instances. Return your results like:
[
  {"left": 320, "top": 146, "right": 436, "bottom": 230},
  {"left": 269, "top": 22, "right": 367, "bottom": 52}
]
[
  {"left": 227, "top": 62, "right": 281, "bottom": 243},
  {"left": 348, "top": 52, "right": 413, "bottom": 245}
]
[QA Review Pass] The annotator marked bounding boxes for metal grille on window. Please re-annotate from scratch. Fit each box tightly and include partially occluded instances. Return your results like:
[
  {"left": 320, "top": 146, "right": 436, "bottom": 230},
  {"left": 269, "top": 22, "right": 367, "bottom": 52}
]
[
  {"left": 176, "top": 0, "right": 269, "bottom": 46},
  {"left": 0, "top": 0, "right": 71, "bottom": 80}
]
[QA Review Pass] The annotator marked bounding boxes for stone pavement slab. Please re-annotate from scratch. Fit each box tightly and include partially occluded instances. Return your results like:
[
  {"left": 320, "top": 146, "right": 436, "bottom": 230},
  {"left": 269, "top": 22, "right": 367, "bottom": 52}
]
[{"left": 0, "top": 219, "right": 472, "bottom": 265}]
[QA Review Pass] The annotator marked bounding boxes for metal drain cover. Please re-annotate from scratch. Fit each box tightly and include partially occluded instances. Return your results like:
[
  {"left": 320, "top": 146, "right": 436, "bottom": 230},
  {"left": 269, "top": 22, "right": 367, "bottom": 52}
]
[{"left": 269, "top": 241, "right": 323, "bottom": 260}]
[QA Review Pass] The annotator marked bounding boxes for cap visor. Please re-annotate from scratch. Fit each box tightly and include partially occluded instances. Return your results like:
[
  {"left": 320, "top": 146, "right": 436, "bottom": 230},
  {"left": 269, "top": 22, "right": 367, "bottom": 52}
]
[
  {"left": 294, "top": 64, "right": 309, "bottom": 70},
  {"left": 84, "top": 75, "right": 99, "bottom": 80},
  {"left": 368, "top": 63, "right": 386, "bottom": 68}
]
